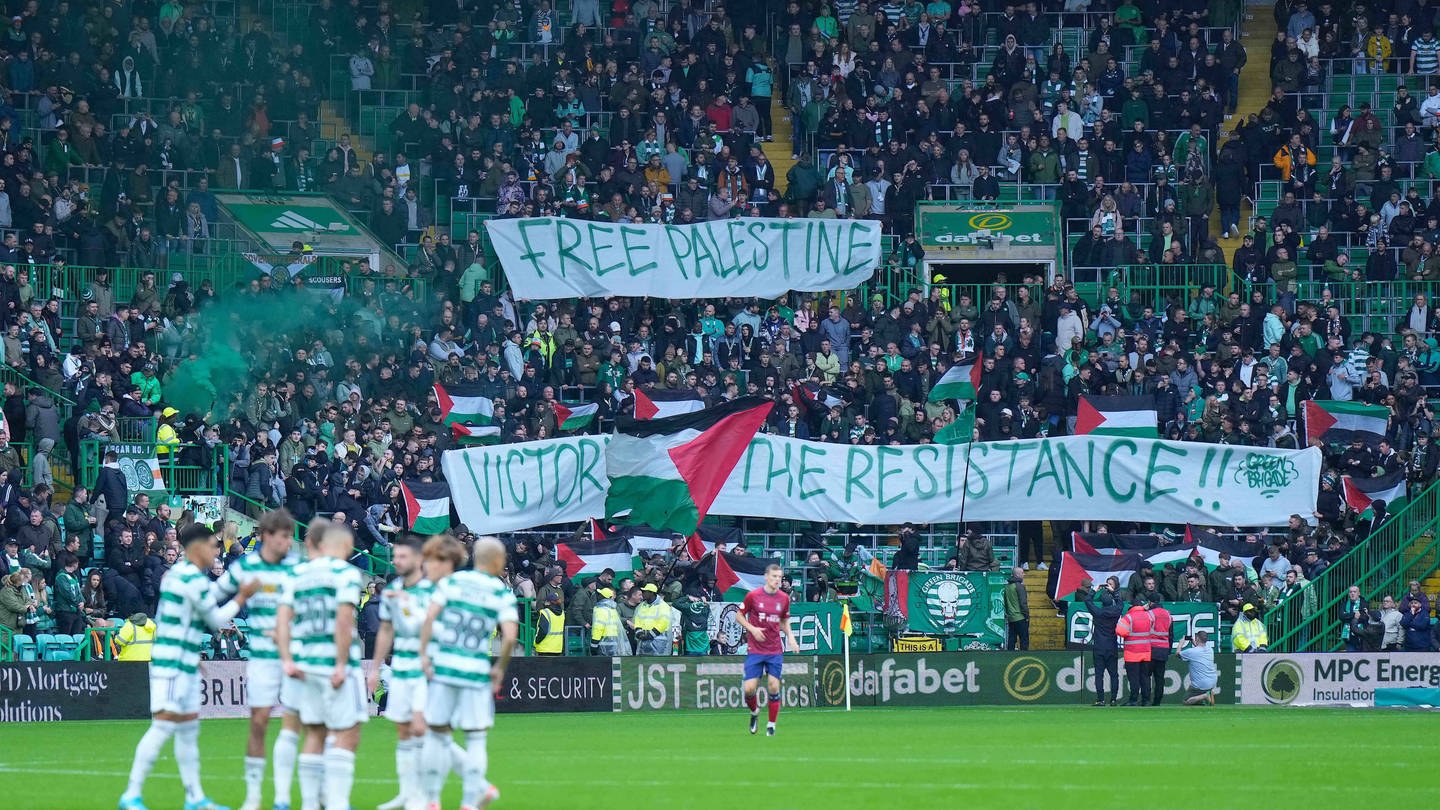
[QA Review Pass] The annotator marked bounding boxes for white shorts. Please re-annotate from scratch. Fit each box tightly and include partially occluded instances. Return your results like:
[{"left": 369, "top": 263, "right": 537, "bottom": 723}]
[
  {"left": 246, "top": 658, "right": 286, "bottom": 709},
  {"left": 383, "top": 675, "right": 427, "bottom": 723},
  {"left": 292, "top": 671, "right": 369, "bottom": 730},
  {"left": 425, "top": 681, "right": 494, "bottom": 731},
  {"left": 150, "top": 670, "right": 200, "bottom": 716}
]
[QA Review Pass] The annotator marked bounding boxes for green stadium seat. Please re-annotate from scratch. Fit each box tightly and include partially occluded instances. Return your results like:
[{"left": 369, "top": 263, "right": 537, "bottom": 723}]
[{"left": 13, "top": 633, "right": 36, "bottom": 661}]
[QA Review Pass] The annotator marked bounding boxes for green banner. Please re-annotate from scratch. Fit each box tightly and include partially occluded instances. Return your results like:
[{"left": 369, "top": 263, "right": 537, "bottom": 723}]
[
  {"left": 916, "top": 209, "right": 1058, "bottom": 248},
  {"left": 707, "top": 602, "right": 841, "bottom": 655},
  {"left": 884, "top": 571, "right": 1006, "bottom": 646},
  {"left": 617, "top": 656, "right": 816, "bottom": 711},
  {"left": 109, "top": 443, "right": 166, "bottom": 498},
  {"left": 811, "top": 651, "right": 1238, "bottom": 708},
  {"left": 1065, "top": 602, "right": 1222, "bottom": 651}
]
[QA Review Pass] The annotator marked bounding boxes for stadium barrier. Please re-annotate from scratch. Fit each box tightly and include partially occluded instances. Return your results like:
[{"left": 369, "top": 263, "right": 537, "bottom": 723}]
[
  {"left": 0, "top": 661, "right": 149, "bottom": 721},
  {"left": 1065, "top": 602, "right": 1223, "bottom": 651},
  {"left": 5, "top": 651, "right": 1247, "bottom": 722},
  {"left": 1238, "top": 653, "right": 1440, "bottom": 707},
  {"left": 812, "top": 651, "right": 1239, "bottom": 707}
]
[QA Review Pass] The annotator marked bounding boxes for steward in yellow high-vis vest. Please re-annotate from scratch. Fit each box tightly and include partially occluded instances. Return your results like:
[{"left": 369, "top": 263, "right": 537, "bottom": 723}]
[
  {"left": 590, "top": 587, "right": 630, "bottom": 656},
  {"left": 116, "top": 612, "right": 157, "bottom": 661},
  {"left": 155, "top": 407, "right": 181, "bottom": 455},
  {"left": 535, "top": 593, "right": 565, "bottom": 655},
  {"left": 633, "top": 583, "right": 673, "bottom": 656}
]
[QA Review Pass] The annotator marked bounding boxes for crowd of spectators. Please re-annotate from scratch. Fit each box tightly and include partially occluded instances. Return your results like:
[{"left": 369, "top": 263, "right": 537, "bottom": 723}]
[{"left": 1, "top": 0, "right": 1440, "bottom": 657}]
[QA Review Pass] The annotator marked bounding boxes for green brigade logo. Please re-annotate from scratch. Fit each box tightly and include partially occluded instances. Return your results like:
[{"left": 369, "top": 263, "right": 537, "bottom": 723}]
[
  {"left": 1233, "top": 453, "right": 1301, "bottom": 499},
  {"left": 1002, "top": 656, "right": 1051, "bottom": 702},
  {"left": 967, "top": 213, "right": 1012, "bottom": 231},
  {"left": 920, "top": 574, "right": 980, "bottom": 632},
  {"left": 1260, "top": 658, "right": 1304, "bottom": 704},
  {"left": 819, "top": 659, "right": 847, "bottom": 707}
]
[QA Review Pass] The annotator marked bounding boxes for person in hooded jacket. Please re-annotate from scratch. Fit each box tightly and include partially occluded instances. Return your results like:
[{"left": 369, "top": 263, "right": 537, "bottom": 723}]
[{"left": 1083, "top": 579, "right": 1124, "bottom": 705}]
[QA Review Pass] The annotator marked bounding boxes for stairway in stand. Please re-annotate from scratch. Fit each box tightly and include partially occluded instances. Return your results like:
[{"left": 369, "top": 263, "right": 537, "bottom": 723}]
[
  {"left": 1213, "top": 8, "right": 1277, "bottom": 249},
  {"left": 1025, "top": 570, "right": 1066, "bottom": 650},
  {"left": 768, "top": 97, "right": 797, "bottom": 197}
]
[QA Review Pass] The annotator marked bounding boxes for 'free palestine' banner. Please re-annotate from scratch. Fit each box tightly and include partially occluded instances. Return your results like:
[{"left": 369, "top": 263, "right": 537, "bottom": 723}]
[
  {"left": 441, "top": 435, "right": 1321, "bottom": 532},
  {"left": 485, "top": 216, "right": 883, "bottom": 299}
]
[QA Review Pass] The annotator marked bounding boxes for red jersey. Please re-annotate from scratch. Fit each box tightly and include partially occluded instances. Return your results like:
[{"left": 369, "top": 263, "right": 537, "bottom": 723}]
[{"left": 740, "top": 587, "right": 791, "bottom": 655}]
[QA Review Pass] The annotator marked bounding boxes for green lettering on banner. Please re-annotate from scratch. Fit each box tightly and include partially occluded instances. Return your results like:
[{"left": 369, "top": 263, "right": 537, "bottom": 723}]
[
  {"left": 620, "top": 225, "right": 656, "bottom": 276},
  {"left": 876, "top": 446, "right": 906, "bottom": 508},
  {"left": 663, "top": 225, "right": 692, "bottom": 272},
  {"left": 845, "top": 221, "right": 874, "bottom": 275},
  {"left": 446, "top": 435, "right": 1321, "bottom": 533},
  {"left": 505, "top": 449, "right": 529, "bottom": 507},
  {"left": 817, "top": 221, "right": 842, "bottom": 278},
  {"left": 515, "top": 219, "right": 550, "bottom": 279},
  {"left": 1102, "top": 439, "right": 1139, "bottom": 502},
  {"left": 556, "top": 219, "right": 590, "bottom": 276},
  {"left": 587, "top": 222, "right": 624, "bottom": 277},
  {"left": 1028, "top": 441, "right": 1064, "bottom": 497},
  {"left": 798, "top": 443, "right": 827, "bottom": 500},
  {"left": 845, "top": 446, "right": 874, "bottom": 502},
  {"left": 723, "top": 220, "right": 748, "bottom": 277},
  {"left": 551, "top": 440, "right": 581, "bottom": 507},
  {"left": 690, "top": 227, "right": 718, "bottom": 279},
  {"left": 745, "top": 221, "right": 771, "bottom": 268},
  {"left": 912, "top": 445, "right": 940, "bottom": 499}
]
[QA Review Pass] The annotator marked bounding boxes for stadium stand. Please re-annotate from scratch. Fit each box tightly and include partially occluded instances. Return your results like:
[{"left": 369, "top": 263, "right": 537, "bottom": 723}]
[{"left": 0, "top": 0, "right": 1438, "bottom": 663}]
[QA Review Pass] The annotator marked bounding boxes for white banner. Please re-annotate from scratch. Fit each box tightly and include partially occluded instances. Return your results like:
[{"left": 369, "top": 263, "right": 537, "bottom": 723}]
[
  {"left": 1240, "top": 653, "right": 1440, "bottom": 706},
  {"left": 485, "top": 216, "right": 883, "bottom": 299},
  {"left": 444, "top": 435, "right": 1320, "bottom": 532}
]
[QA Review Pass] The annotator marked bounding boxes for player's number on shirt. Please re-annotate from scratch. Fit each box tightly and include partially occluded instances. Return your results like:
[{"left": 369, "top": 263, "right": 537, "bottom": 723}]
[
  {"left": 438, "top": 607, "right": 495, "bottom": 653},
  {"left": 294, "top": 595, "right": 332, "bottom": 638}
]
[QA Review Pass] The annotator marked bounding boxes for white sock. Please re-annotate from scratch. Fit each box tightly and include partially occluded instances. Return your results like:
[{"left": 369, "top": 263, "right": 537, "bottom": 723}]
[
  {"left": 324, "top": 747, "right": 356, "bottom": 810},
  {"left": 123, "top": 719, "right": 175, "bottom": 800},
  {"left": 421, "top": 730, "right": 450, "bottom": 803},
  {"left": 460, "top": 731, "right": 490, "bottom": 809},
  {"left": 449, "top": 739, "right": 467, "bottom": 775},
  {"left": 273, "top": 727, "right": 299, "bottom": 806},
  {"left": 298, "top": 752, "right": 324, "bottom": 810},
  {"left": 173, "top": 719, "right": 205, "bottom": 803},
  {"left": 244, "top": 755, "right": 265, "bottom": 806},
  {"left": 395, "top": 737, "right": 418, "bottom": 802}
]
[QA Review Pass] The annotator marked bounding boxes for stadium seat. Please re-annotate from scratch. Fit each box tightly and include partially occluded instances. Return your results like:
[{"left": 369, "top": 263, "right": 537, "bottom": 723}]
[
  {"left": 13, "top": 634, "right": 36, "bottom": 661},
  {"left": 35, "top": 634, "right": 60, "bottom": 660}
]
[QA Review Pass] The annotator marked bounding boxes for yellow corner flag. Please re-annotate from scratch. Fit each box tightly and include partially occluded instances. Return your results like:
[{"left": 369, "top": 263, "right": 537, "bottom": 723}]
[{"left": 840, "top": 602, "right": 853, "bottom": 637}]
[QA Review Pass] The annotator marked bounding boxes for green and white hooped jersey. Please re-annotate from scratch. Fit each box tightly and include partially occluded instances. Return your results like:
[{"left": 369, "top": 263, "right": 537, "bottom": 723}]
[
  {"left": 428, "top": 570, "right": 518, "bottom": 688},
  {"left": 380, "top": 577, "right": 434, "bottom": 679},
  {"left": 152, "top": 560, "right": 221, "bottom": 677},
  {"left": 212, "top": 551, "right": 296, "bottom": 659},
  {"left": 284, "top": 557, "right": 364, "bottom": 675}
]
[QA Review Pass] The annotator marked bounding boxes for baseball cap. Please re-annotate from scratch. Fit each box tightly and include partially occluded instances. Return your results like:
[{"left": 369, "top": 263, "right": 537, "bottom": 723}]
[{"left": 641, "top": 583, "right": 659, "bottom": 593}]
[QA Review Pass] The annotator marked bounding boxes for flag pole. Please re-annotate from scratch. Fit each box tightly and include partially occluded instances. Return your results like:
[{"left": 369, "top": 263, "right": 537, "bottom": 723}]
[{"left": 841, "top": 599, "right": 852, "bottom": 711}]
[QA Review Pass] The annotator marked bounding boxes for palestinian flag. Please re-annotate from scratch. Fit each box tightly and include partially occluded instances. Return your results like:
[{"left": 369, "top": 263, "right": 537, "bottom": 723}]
[
  {"left": 605, "top": 396, "right": 774, "bottom": 535},
  {"left": 401, "top": 481, "right": 451, "bottom": 535},
  {"left": 554, "top": 401, "right": 598, "bottom": 431},
  {"left": 928, "top": 353, "right": 982, "bottom": 402},
  {"left": 591, "top": 520, "right": 675, "bottom": 556},
  {"left": 1342, "top": 471, "right": 1407, "bottom": 515},
  {"left": 435, "top": 383, "right": 495, "bottom": 425},
  {"left": 1051, "top": 551, "right": 1144, "bottom": 600},
  {"left": 554, "top": 538, "right": 634, "bottom": 579},
  {"left": 1184, "top": 526, "right": 1263, "bottom": 572},
  {"left": 1075, "top": 395, "right": 1159, "bottom": 438},
  {"left": 632, "top": 388, "right": 705, "bottom": 420},
  {"left": 450, "top": 422, "right": 501, "bottom": 443},
  {"left": 684, "top": 523, "right": 742, "bottom": 561},
  {"left": 1303, "top": 400, "right": 1388, "bottom": 448},
  {"left": 933, "top": 400, "right": 976, "bottom": 444},
  {"left": 716, "top": 551, "right": 780, "bottom": 599},
  {"left": 794, "top": 381, "right": 844, "bottom": 411},
  {"left": 1071, "top": 532, "right": 1169, "bottom": 555}
]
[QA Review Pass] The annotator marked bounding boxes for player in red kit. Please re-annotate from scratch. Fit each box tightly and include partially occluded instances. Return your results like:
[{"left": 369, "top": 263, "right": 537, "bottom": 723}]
[{"left": 735, "top": 564, "right": 799, "bottom": 736}]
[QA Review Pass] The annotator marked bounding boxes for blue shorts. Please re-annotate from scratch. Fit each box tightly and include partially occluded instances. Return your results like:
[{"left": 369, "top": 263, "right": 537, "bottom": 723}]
[{"left": 744, "top": 653, "right": 784, "bottom": 681}]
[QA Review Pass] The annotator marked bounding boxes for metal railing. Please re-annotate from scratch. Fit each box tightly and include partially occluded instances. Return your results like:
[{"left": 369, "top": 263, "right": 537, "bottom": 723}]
[
  {"left": 1264, "top": 479, "right": 1440, "bottom": 652},
  {"left": 76, "top": 439, "right": 227, "bottom": 496}
]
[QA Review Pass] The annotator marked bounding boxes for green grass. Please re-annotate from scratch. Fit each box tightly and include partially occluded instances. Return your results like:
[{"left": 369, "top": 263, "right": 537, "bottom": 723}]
[{"left": 9, "top": 707, "right": 1438, "bottom": 809}]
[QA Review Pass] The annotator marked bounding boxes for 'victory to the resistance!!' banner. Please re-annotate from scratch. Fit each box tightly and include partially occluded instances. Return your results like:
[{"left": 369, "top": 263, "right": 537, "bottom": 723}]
[
  {"left": 441, "top": 435, "right": 1321, "bottom": 532},
  {"left": 485, "top": 216, "right": 883, "bottom": 299}
]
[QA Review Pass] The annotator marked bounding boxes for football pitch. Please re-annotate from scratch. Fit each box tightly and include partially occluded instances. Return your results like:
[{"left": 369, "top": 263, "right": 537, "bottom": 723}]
[{"left": 9, "top": 706, "right": 1435, "bottom": 808}]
